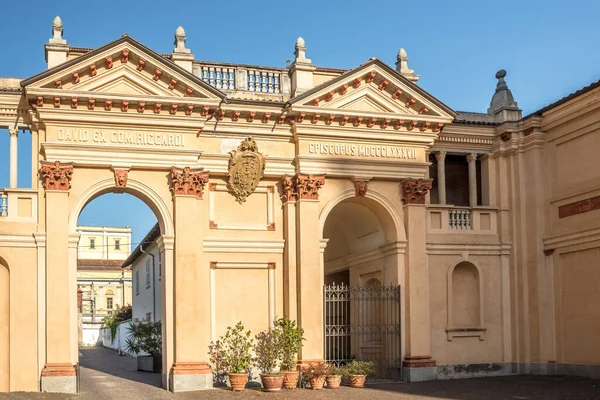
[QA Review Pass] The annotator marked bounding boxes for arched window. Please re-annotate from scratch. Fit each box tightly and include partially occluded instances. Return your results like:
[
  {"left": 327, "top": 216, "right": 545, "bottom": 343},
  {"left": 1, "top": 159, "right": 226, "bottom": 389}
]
[{"left": 446, "top": 261, "right": 485, "bottom": 340}]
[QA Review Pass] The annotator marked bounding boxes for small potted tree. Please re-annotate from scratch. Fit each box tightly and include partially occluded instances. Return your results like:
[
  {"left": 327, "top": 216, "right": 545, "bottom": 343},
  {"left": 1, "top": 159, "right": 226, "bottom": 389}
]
[
  {"left": 209, "top": 322, "right": 253, "bottom": 391},
  {"left": 124, "top": 320, "right": 162, "bottom": 372},
  {"left": 273, "top": 317, "right": 305, "bottom": 389},
  {"left": 254, "top": 330, "right": 283, "bottom": 391},
  {"left": 301, "top": 362, "right": 329, "bottom": 390},
  {"left": 326, "top": 364, "right": 345, "bottom": 389},
  {"left": 346, "top": 360, "right": 374, "bottom": 388}
]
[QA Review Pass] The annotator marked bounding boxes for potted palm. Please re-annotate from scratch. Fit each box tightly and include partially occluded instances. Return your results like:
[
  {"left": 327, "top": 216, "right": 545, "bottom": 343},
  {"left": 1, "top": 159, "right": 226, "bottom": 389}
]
[
  {"left": 326, "top": 364, "right": 345, "bottom": 389},
  {"left": 346, "top": 360, "right": 374, "bottom": 388},
  {"left": 254, "top": 330, "right": 284, "bottom": 391},
  {"left": 124, "top": 320, "right": 162, "bottom": 372},
  {"left": 301, "top": 362, "right": 329, "bottom": 390},
  {"left": 208, "top": 322, "right": 253, "bottom": 391},
  {"left": 273, "top": 317, "right": 305, "bottom": 389}
]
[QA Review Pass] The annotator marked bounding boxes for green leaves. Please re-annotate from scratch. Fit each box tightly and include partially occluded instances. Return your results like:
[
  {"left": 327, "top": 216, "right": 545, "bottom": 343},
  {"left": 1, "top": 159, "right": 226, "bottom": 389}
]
[
  {"left": 345, "top": 360, "right": 375, "bottom": 376},
  {"left": 124, "top": 320, "right": 162, "bottom": 357},
  {"left": 273, "top": 317, "right": 305, "bottom": 371},
  {"left": 253, "top": 330, "right": 282, "bottom": 373},
  {"left": 209, "top": 321, "right": 253, "bottom": 374}
]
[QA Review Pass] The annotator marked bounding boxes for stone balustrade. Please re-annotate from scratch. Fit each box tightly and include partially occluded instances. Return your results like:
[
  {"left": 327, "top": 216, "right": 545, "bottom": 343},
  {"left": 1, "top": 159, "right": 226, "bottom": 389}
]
[
  {"left": 194, "top": 62, "right": 290, "bottom": 94},
  {"left": 0, "top": 188, "right": 38, "bottom": 222},
  {"left": 428, "top": 205, "right": 498, "bottom": 233}
]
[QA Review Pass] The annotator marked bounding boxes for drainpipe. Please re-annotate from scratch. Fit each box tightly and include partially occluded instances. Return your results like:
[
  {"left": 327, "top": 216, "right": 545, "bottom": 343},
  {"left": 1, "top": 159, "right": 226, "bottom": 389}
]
[{"left": 140, "top": 245, "right": 156, "bottom": 322}]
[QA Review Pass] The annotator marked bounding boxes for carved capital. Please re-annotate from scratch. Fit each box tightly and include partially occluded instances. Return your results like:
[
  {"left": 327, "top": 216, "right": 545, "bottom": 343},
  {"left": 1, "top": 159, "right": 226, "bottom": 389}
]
[
  {"left": 296, "top": 174, "right": 325, "bottom": 200},
  {"left": 113, "top": 169, "right": 129, "bottom": 188},
  {"left": 39, "top": 161, "right": 73, "bottom": 191},
  {"left": 467, "top": 153, "right": 478, "bottom": 163},
  {"left": 281, "top": 175, "right": 298, "bottom": 203},
  {"left": 435, "top": 151, "right": 446, "bottom": 162},
  {"left": 353, "top": 179, "right": 368, "bottom": 197},
  {"left": 400, "top": 178, "right": 432, "bottom": 205},
  {"left": 170, "top": 167, "right": 209, "bottom": 198},
  {"left": 8, "top": 128, "right": 18, "bottom": 137}
]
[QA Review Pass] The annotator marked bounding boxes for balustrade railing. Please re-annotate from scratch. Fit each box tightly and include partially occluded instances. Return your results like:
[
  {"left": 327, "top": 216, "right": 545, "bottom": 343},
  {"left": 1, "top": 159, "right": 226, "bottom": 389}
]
[
  {"left": 196, "top": 63, "right": 289, "bottom": 94},
  {"left": 449, "top": 207, "right": 472, "bottom": 229},
  {"left": 0, "top": 191, "right": 7, "bottom": 217}
]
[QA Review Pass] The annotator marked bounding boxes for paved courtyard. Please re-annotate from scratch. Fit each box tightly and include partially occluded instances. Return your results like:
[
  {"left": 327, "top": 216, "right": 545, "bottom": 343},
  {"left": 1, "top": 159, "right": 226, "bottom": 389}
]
[{"left": 0, "top": 347, "right": 599, "bottom": 399}]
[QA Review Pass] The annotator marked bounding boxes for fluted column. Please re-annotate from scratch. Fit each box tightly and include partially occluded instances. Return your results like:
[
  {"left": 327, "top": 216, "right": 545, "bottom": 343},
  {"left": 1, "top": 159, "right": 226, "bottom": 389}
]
[
  {"left": 435, "top": 151, "right": 447, "bottom": 204},
  {"left": 467, "top": 153, "right": 478, "bottom": 207},
  {"left": 9, "top": 128, "right": 18, "bottom": 188}
]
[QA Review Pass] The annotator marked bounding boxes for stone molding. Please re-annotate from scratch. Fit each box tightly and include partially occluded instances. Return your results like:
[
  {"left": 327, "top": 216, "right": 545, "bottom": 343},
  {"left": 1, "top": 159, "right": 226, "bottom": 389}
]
[
  {"left": 41, "top": 363, "right": 76, "bottom": 377},
  {"left": 401, "top": 178, "right": 432, "bottom": 204},
  {"left": 170, "top": 362, "right": 212, "bottom": 375},
  {"left": 403, "top": 355, "right": 437, "bottom": 368},
  {"left": 39, "top": 160, "right": 74, "bottom": 191},
  {"left": 170, "top": 167, "right": 209, "bottom": 198}
]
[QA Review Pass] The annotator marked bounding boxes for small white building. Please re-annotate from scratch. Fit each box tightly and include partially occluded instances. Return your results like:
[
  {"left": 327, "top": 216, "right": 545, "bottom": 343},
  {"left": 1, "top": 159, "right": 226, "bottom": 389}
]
[{"left": 121, "top": 223, "right": 162, "bottom": 322}]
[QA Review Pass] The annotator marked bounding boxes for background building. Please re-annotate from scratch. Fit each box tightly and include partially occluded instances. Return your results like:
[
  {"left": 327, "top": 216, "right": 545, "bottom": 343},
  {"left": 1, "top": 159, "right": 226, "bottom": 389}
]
[{"left": 76, "top": 225, "right": 132, "bottom": 345}]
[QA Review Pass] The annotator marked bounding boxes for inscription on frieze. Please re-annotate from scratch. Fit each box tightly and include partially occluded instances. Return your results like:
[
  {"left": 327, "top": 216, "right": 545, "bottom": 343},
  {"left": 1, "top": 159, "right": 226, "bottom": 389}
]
[
  {"left": 308, "top": 142, "right": 417, "bottom": 160},
  {"left": 56, "top": 128, "right": 185, "bottom": 147}
]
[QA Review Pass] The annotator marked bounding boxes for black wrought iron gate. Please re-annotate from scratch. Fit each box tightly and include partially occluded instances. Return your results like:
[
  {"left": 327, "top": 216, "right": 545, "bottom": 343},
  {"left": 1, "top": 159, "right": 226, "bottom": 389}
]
[{"left": 324, "top": 283, "right": 402, "bottom": 380}]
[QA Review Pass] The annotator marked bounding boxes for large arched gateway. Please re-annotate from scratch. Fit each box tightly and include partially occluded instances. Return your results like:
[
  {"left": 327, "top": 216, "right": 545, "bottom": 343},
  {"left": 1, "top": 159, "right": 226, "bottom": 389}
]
[{"left": 9, "top": 16, "right": 600, "bottom": 395}]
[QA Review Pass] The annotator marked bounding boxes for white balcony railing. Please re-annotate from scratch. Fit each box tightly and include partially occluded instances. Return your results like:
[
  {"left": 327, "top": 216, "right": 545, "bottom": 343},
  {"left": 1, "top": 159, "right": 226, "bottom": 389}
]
[
  {"left": 449, "top": 208, "right": 472, "bottom": 229},
  {"left": 195, "top": 62, "right": 290, "bottom": 94},
  {"left": 0, "top": 188, "right": 38, "bottom": 222},
  {"left": 428, "top": 205, "right": 498, "bottom": 234}
]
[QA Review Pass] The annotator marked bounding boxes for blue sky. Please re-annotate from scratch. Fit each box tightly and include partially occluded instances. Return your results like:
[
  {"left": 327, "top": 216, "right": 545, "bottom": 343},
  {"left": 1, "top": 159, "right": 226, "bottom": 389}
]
[{"left": 1, "top": 0, "right": 598, "bottom": 244}]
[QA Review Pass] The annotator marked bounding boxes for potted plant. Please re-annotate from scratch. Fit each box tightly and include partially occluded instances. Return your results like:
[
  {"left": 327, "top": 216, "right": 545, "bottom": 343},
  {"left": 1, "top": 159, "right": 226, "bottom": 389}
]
[
  {"left": 301, "top": 362, "right": 329, "bottom": 390},
  {"left": 273, "top": 317, "right": 305, "bottom": 389},
  {"left": 208, "top": 322, "right": 253, "bottom": 391},
  {"left": 326, "top": 364, "right": 345, "bottom": 389},
  {"left": 346, "top": 360, "right": 374, "bottom": 388},
  {"left": 124, "top": 320, "right": 162, "bottom": 372},
  {"left": 254, "top": 330, "right": 283, "bottom": 391}
]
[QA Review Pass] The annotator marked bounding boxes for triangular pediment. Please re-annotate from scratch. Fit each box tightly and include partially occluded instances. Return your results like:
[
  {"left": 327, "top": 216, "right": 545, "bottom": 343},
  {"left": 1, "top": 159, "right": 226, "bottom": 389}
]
[
  {"left": 289, "top": 59, "right": 455, "bottom": 123},
  {"left": 22, "top": 35, "right": 225, "bottom": 102}
]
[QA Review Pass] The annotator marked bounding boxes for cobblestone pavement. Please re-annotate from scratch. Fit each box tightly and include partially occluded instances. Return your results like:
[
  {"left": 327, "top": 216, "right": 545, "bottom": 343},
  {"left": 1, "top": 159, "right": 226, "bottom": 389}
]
[{"left": 1, "top": 347, "right": 599, "bottom": 400}]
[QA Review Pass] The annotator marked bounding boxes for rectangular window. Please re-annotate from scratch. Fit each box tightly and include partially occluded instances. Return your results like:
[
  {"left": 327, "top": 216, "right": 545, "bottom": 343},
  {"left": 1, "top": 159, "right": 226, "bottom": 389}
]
[
  {"left": 89, "top": 238, "right": 95, "bottom": 249},
  {"left": 114, "top": 239, "right": 120, "bottom": 250},
  {"left": 146, "top": 259, "right": 151, "bottom": 288},
  {"left": 135, "top": 270, "right": 140, "bottom": 295},
  {"left": 107, "top": 297, "right": 113, "bottom": 310}
]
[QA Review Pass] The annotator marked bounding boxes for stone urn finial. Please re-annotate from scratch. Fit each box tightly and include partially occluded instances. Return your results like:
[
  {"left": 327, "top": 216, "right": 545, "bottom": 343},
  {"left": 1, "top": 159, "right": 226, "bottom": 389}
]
[{"left": 173, "top": 26, "right": 190, "bottom": 53}]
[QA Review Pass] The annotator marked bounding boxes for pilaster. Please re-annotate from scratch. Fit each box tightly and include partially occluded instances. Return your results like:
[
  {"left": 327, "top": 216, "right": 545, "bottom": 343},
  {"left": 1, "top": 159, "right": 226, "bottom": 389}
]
[
  {"left": 400, "top": 179, "right": 436, "bottom": 381},
  {"left": 169, "top": 167, "right": 212, "bottom": 391},
  {"left": 282, "top": 198, "right": 298, "bottom": 321}
]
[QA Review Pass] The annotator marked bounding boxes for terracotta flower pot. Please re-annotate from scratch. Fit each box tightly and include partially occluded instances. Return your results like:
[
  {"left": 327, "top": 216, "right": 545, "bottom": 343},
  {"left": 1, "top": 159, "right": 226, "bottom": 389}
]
[
  {"left": 349, "top": 374, "right": 366, "bottom": 388},
  {"left": 282, "top": 370, "right": 300, "bottom": 389},
  {"left": 260, "top": 373, "right": 284, "bottom": 392},
  {"left": 326, "top": 374, "right": 342, "bottom": 389},
  {"left": 309, "top": 376, "right": 325, "bottom": 390},
  {"left": 228, "top": 373, "right": 248, "bottom": 391}
]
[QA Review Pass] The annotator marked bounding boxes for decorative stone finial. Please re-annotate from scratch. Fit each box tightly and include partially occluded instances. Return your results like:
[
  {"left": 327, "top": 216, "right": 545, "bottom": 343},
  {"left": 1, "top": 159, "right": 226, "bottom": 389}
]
[
  {"left": 294, "top": 36, "right": 311, "bottom": 64},
  {"left": 49, "top": 16, "right": 66, "bottom": 45},
  {"left": 395, "top": 48, "right": 419, "bottom": 83},
  {"left": 488, "top": 69, "right": 521, "bottom": 118},
  {"left": 173, "top": 26, "right": 190, "bottom": 54}
]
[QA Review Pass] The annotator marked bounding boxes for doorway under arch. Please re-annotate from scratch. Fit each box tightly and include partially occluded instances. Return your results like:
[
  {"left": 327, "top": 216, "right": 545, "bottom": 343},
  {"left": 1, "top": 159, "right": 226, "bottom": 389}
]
[
  {"left": 321, "top": 194, "right": 403, "bottom": 380},
  {"left": 72, "top": 189, "right": 165, "bottom": 390}
]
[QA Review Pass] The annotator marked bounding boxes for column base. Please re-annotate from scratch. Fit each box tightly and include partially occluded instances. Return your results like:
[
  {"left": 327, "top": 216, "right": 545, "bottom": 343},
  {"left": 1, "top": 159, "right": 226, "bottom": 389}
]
[
  {"left": 41, "top": 363, "right": 77, "bottom": 393},
  {"left": 169, "top": 362, "right": 213, "bottom": 392},
  {"left": 403, "top": 356, "right": 437, "bottom": 382}
]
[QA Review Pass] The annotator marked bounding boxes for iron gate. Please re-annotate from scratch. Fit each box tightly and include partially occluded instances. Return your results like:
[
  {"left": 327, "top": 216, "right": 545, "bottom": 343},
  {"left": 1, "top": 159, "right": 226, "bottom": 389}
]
[{"left": 324, "top": 283, "right": 402, "bottom": 380}]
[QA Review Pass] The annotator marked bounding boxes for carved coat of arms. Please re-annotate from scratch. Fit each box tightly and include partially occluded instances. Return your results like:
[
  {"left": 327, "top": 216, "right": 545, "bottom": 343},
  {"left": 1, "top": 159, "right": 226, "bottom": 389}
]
[{"left": 228, "top": 137, "right": 266, "bottom": 203}]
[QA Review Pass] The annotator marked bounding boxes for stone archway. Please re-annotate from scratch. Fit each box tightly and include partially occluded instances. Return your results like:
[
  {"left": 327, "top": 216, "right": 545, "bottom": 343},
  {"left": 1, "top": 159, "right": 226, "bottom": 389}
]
[
  {"left": 66, "top": 177, "right": 175, "bottom": 389},
  {"left": 320, "top": 191, "right": 405, "bottom": 379}
]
